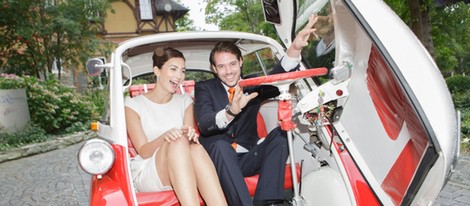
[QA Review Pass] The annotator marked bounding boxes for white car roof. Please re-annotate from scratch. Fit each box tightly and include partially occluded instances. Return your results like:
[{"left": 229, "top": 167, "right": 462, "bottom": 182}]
[{"left": 117, "top": 31, "right": 286, "bottom": 79}]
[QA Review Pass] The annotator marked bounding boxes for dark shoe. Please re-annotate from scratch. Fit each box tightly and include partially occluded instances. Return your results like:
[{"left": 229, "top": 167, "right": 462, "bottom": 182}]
[
  {"left": 267, "top": 200, "right": 285, "bottom": 206},
  {"left": 254, "top": 199, "right": 285, "bottom": 206}
]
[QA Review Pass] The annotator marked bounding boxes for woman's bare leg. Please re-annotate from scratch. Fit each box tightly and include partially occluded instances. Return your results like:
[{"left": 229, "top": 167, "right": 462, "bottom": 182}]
[
  {"left": 190, "top": 144, "right": 227, "bottom": 206},
  {"left": 156, "top": 137, "right": 199, "bottom": 206}
]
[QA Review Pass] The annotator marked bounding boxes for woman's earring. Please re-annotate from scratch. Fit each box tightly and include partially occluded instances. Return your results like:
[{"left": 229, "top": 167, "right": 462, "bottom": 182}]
[{"left": 156, "top": 75, "right": 160, "bottom": 81}]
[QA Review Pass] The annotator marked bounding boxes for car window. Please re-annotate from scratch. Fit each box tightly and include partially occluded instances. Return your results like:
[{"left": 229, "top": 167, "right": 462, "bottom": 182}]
[
  {"left": 242, "top": 47, "right": 279, "bottom": 78},
  {"left": 131, "top": 70, "right": 214, "bottom": 85},
  {"left": 298, "top": 2, "right": 335, "bottom": 70},
  {"left": 185, "top": 70, "right": 215, "bottom": 82},
  {"left": 125, "top": 70, "right": 214, "bottom": 98}
]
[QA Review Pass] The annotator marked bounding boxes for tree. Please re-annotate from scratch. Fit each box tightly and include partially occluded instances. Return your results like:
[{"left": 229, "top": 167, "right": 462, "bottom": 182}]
[
  {"left": 0, "top": 0, "right": 113, "bottom": 80},
  {"left": 205, "top": 0, "right": 277, "bottom": 38},
  {"left": 408, "top": 0, "right": 435, "bottom": 56},
  {"left": 385, "top": 0, "right": 470, "bottom": 75},
  {"left": 383, "top": 0, "right": 436, "bottom": 56},
  {"left": 174, "top": 0, "right": 195, "bottom": 31},
  {"left": 432, "top": 2, "right": 470, "bottom": 75},
  {"left": 201, "top": 0, "right": 470, "bottom": 75},
  {"left": 0, "top": 0, "right": 44, "bottom": 77},
  {"left": 175, "top": 11, "right": 196, "bottom": 31}
]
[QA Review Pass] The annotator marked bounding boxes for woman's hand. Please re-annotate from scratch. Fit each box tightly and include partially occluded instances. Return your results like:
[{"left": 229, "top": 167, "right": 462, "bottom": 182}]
[
  {"left": 162, "top": 128, "right": 184, "bottom": 142},
  {"left": 182, "top": 125, "right": 199, "bottom": 144}
]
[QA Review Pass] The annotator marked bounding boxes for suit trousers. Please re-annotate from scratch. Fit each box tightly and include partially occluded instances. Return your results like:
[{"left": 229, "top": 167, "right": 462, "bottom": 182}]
[{"left": 203, "top": 127, "right": 289, "bottom": 206}]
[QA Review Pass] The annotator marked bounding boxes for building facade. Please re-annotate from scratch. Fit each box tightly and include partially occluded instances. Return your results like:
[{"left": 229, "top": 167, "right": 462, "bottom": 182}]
[{"left": 98, "top": 0, "right": 189, "bottom": 43}]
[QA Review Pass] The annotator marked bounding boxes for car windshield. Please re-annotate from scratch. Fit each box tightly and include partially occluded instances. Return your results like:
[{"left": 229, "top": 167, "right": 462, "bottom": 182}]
[
  {"left": 296, "top": 0, "right": 335, "bottom": 70},
  {"left": 295, "top": 0, "right": 330, "bottom": 31},
  {"left": 125, "top": 44, "right": 281, "bottom": 85}
]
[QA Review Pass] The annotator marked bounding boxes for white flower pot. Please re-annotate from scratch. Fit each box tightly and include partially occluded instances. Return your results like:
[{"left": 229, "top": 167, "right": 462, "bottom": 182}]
[{"left": 0, "top": 88, "right": 31, "bottom": 132}]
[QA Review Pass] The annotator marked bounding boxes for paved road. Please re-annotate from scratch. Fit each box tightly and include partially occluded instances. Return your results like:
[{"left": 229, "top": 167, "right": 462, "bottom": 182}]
[
  {"left": 0, "top": 142, "right": 468, "bottom": 206},
  {"left": 0, "top": 143, "right": 90, "bottom": 206},
  {"left": 434, "top": 154, "right": 470, "bottom": 206}
]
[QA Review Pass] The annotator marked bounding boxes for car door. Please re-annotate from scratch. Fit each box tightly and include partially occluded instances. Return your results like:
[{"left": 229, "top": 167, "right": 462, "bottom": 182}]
[{"left": 263, "top": 0, "right": 459, "bottom": 205}]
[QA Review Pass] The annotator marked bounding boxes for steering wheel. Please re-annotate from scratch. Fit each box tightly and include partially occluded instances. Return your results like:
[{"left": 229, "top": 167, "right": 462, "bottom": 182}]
[
  {"left": 238, "top": 67, "right": 328, "bottom": 87},
  {"left": 238, "top": 67, "right": 328, "bottom": 131}
]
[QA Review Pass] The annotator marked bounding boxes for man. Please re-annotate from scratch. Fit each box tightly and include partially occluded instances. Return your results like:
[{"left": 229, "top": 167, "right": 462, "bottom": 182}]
[{"left": 194, "top": 15, "right": 317, "bottom": 206}]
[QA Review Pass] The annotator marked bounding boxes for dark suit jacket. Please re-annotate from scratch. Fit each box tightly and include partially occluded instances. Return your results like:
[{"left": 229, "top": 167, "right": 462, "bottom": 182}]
[{"left": 194, "top": 64, "right": 289, "bottom": 149}]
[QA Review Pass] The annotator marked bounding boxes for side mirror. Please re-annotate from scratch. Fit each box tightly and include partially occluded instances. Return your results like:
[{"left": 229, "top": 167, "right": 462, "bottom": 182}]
[
  {"left": 86, "top": 58, "right": 105, "bottom": 76},
  {"left": 262, "top": 0, "right": 281, "bottom": 24}
]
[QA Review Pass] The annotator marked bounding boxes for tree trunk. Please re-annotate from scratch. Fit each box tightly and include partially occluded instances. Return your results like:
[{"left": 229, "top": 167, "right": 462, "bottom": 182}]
[
  {"left": 421, "top": 4, "right": 435, "bottom": 57},
  {"left": 408, "top": 0, "right": 424, "bottom": 40},
  {"left": 56, "top": 31, "right": 61, "bottom": 81},
  {"left": 407, "top": 0, "right": 435, "bottom": 58}
]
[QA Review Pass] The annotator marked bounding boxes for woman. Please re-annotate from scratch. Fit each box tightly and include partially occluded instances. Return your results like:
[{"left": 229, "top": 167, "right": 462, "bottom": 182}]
[{"left": 125, "top": 47, "right": 227, "bottom": 206}]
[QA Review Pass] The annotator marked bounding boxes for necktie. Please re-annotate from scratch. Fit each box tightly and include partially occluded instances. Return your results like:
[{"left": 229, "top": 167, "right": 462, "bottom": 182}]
[
  {"left": 227, "top": 87, "right": 237, "bottom": 150},
  {"left": 228, "top": 87, "right": 235, "bottom": 103}
]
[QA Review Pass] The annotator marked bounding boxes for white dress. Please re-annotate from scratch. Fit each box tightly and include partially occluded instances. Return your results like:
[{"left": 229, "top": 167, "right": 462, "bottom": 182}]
[{"left": 124, "top": 93, "right": 192, "bottom": 192}]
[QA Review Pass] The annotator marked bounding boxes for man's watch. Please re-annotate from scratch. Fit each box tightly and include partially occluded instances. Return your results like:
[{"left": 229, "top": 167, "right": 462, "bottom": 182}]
[{"left": 225, "top": 104, "right": 237, "bottom": 116}]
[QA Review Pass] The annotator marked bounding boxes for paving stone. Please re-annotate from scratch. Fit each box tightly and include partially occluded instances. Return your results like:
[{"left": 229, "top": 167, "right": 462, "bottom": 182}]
[
  {"left": 0, "top": 131, "right": 468, "bottom": 205},
  {"left": 0, "top": 142, "right": 90, "bottom": 206}
]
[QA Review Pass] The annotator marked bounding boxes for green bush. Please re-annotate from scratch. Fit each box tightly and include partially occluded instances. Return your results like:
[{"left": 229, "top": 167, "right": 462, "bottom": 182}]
[
  {"left": 0, "top": 73, "right": 26, "bottom": 89},
  {"left": 461, "top": 109, "right": 470, "bottom": 153},
  {"left": 23, "top": 76, "right": 99, "bottom": 134},
  {"left": 446, "top": 75, "right": 470, "bottom": 93},
  {"left": 461, "top": 108, "right": 470, "bottom": 134},
  {"left": 451, "top": 90, "right": 470, "bottom": 110},
  {"left": 83, "top": 89, "right": 107, "bottom": 120},
  {"left": 0, "top": 74, "right": 99, "bottom": 135},
  {"left": 0, "top": 123, "right": 47, "bottom": 151},
  {"left": 447, "top": 75, "right": 470, "bottom": 153}
]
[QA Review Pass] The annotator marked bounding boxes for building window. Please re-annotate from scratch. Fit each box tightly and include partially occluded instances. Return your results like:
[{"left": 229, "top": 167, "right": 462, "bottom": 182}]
[{"left": 139, "top": 0, "right": 153, "bottom": 20}]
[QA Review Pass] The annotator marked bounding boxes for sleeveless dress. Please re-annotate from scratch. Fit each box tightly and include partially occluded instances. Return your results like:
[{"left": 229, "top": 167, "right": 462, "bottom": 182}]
[{"left": 124, "top": 93, "right": 192, "bottom": 192}]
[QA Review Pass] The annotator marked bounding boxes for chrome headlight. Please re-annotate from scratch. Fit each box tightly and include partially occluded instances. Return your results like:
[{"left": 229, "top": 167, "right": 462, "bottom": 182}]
[{"left": 78, "top": 138, "right": 115, "bottom": 175}]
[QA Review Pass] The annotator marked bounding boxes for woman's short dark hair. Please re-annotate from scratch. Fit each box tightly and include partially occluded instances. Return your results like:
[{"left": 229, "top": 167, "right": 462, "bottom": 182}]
[
  {"left": 209, "top": 41, "right": 242, "bottom": 67},
  {"left": 152, "top": 47, "right": 185, "bottom": 69}
]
